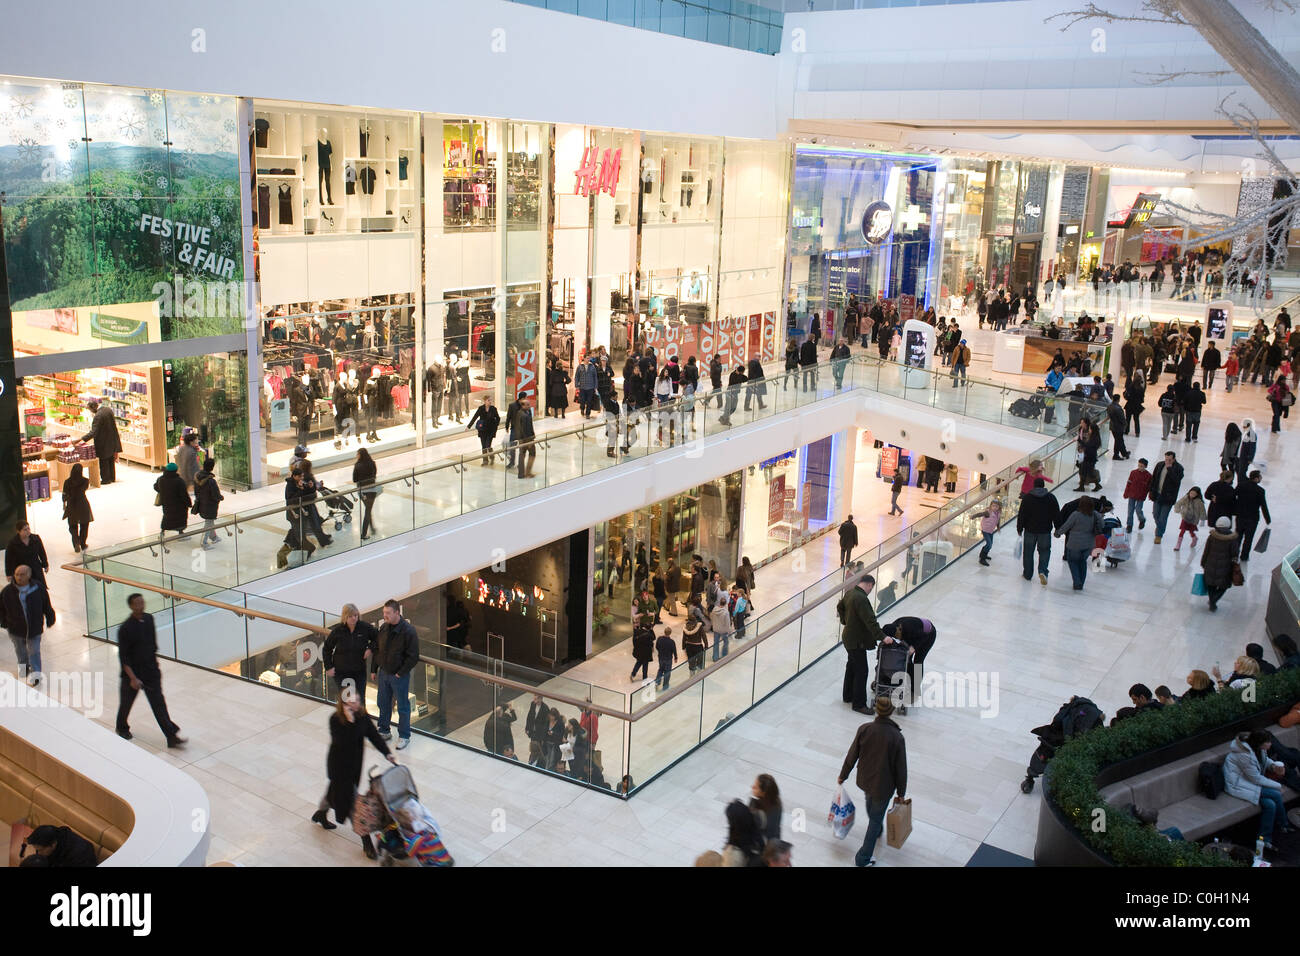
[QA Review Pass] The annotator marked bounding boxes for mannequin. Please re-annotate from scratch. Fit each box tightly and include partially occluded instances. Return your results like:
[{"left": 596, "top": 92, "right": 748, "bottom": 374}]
[
  {"left": 424, "top": 359, "right": 446, "bottom": 425},
  {"left": 332, "top": 368, "right": 358, "bottom": 448},
  {"left": 454, "top": 351, "right": 472, "bottom": 420},
  {"left": 364, "top": 365, "right": 381, "bottom": 442},
  {"left": 317, "top": 128, "right": 334, "bottom": 205}
]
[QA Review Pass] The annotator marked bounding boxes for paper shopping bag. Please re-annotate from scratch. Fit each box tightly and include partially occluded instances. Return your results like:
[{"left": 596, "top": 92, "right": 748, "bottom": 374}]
[
  {"left": 1191, "top": 572, "right": 1207, "bottom": 596},
  {"left": 1255, "top": 528, "right": 1270, "bottom": 554},
  {"left": 886, "top": 797, "right": 912, "bottom": 849}
]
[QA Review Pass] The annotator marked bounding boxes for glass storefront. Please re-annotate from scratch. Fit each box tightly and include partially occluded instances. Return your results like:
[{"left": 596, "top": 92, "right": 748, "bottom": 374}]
[
  {"left": 788, "top": 147, "right": 941, "bottom": 332},
  {"left": 738, "top": 433, "right": 848, "bottom": 566},
  {"left": 936, "top": 160, "right": 988, "bottom": 311}
]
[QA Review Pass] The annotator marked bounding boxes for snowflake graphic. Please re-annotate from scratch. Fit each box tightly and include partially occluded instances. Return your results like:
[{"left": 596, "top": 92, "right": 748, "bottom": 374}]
[
  {"left": 131, "top": 189, "right": 142, "bottom": 200},
  {"left": 11, "top": 95, "right": 35, "bottom": 119},
  {"left": 223, "top": 119, "right": 235, "bottom": 134},
  {"left": 55, "top": 118, "right": 66, "bottom": 130},
  {"left": 222, "top": 185, "right": 234, "bottom": 200},
  {"left": 199, "top": 95, "right": 213, "bottom": 105},
  {"left": 17, "top": 138, "right": 41, "bottom": 163},
  {"left": 209, "top": 214, "right": 221, "bottom": 228},
  {"left": 63, "top": 93, "right": 79, "bottom": 110},
  {"left": 0, "top": 112, "right": 12, "bottom": 127},
  {"left": 153, "top": 127, "right": 166, "bottom": 144},
  {"left": 221, "top": 241, "right": 234, "bottom": 256},
  {"left": 119, "top": 113, "right": 144, "bottom": 140},
  {"left": 148, "top": 91, "right": 164, "bottom": 107},
  {"left": 157, "top": 175, "right": 169, "bottom": 190},
  {"left": 67, "top": 138, "right": 80, "bottom": 152},
  {"left": 160, "top": 239, "right": 172, "bottom": 255}
]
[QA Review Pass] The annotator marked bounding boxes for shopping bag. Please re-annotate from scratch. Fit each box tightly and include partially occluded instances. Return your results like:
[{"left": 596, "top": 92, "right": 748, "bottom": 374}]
[
  {"left": 828, "top": 785, "right": 856, "bottom": 839},
  {"left": 351, "top": 784, "right": 384, "bottom": 836},
  {"left": 1014, "top": 536, "right": 1023, "bottom": 559},
  {"left": 1105, "top": 529, "right": 1131, "bottom": 562},
  {"left": 1255, "top": 528, "right": 1270, "bottom": 554},
  {"left": 1191, "top": 572, "right": 1207, "bottom": 596},
  {"left": 886, "top": 797, "right": 912, "bottom": 849}
]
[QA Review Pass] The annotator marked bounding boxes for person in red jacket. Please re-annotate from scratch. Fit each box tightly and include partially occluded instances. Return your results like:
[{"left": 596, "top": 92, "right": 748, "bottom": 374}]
[{"left": 1123, "top": 458, "right": 1153, "bottom": 533}]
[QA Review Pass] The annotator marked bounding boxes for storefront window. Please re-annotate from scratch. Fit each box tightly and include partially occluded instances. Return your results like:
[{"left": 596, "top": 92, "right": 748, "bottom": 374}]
[{"left": 936, "top": 161, "right": 988, "bottom": 308}]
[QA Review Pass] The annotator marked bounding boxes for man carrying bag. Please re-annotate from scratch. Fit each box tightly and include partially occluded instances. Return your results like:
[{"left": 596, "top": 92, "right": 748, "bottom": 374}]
[{"left": 838, "top": 694, "right": 908, "bottom": 867}]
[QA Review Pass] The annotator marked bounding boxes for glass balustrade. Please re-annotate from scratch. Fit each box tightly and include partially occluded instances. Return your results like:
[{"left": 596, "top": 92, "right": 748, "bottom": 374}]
[
  {"left": 80, "top": 352, "right": 1106, "bottom": 597},
  {"left": 75, "top": 422, "right": 1090, "bottom": 796}
]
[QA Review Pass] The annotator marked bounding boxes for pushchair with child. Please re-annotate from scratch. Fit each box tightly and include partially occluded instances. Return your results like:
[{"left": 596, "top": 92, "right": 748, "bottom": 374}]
[{"left": 366, "top": 763, "right": 455, "bottom": 867}]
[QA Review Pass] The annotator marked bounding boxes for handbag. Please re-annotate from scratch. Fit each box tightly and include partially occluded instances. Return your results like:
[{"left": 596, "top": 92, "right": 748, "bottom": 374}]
[
  {"left": 1191, "top": 572, "right": 1207, "bottom": 596},
  {"left": 154, "top": 492, "right": 162, "bottom": 506},
  {"left": 351, "top": 783, "right": 384, "bottom": 836},
  {"left": 1254, "top": 527, "right": 1270, "bottom": 554},
  {"left": 886, "top": 797, "right": 912, "bottom": 849},
  {"left": 1231, "top": 562, "right": 1245, "bottom": 587}
]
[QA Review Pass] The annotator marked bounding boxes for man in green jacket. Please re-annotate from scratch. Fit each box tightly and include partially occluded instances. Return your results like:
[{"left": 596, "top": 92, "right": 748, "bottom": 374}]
[{"left": 840, "top": 573, "right": 883, "bottom": 713}]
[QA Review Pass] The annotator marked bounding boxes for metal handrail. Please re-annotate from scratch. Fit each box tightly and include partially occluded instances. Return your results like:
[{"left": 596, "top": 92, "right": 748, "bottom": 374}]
[{"left": 62, "top": 427, "right": 1075, "bottom": 723}]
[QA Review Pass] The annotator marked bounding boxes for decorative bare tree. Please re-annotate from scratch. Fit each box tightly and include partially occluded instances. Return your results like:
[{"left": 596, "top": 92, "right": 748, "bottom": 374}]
[{"left": 1048, "top": 0, "right": 1300, "bottom": 312}]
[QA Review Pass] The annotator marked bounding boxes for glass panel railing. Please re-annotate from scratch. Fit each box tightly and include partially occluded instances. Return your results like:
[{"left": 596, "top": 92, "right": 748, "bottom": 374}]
[{"left": 82, "top": 351, "right": 1103, "bottom": 599}]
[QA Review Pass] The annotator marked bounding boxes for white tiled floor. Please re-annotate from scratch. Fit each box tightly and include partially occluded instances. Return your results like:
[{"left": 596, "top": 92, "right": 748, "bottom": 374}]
[{"left": 7, "top": 335, "right": 1296, "bottom": 866}]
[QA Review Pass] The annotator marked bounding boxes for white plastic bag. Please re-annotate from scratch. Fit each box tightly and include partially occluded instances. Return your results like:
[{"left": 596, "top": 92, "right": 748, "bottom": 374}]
[
  {"left": 828, "top": 784, "right": 856, "bottom": 839},
  {"left": 1014, "top": 536, "right": 1023, "bottom": 559}
]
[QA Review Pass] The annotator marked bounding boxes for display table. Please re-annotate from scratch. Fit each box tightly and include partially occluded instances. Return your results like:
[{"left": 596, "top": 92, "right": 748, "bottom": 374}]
[
  {"left": 993, "top": 331, "right": 1106, "bottom": 376},
  {"left": 49, "top": 456, "right": 100, "bottom": 491}
]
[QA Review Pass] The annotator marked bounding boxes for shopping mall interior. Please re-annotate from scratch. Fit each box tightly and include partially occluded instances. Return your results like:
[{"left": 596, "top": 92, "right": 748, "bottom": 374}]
[{"left": 2, "top": 0, "right": 1300, "bottom": 902}]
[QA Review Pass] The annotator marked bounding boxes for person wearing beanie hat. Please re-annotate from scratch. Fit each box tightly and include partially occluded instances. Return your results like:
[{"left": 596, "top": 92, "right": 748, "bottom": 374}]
[
  {"left": 838, "top": 694, "right": 908, "bottom": 867},
  {"left": 1200, "top": 513, "right": 1240, "bottom": 612},
  {"left": 152, "top": 461, "right": 191, "bottom": 555}
]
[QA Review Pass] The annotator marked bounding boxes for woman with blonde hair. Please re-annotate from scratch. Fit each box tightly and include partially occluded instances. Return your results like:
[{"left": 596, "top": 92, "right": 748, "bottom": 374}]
[
  {"left": 1213, "top": 655, "right": 1258, "bottom": 691},
  {"left": 1183, "top": 669, "right": 1216, "bottom": 700},
  {"left": 322, "top": 602, "right": 377, "bottom": 703}
]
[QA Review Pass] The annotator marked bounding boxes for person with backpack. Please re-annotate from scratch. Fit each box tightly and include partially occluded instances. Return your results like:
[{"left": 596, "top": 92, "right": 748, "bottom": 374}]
[
  {"left": 839, "top": 573, "right": 884, "bottom": 714},
  {"left": 1157, "top": 383, "right": 1179, "bottom": 439}
]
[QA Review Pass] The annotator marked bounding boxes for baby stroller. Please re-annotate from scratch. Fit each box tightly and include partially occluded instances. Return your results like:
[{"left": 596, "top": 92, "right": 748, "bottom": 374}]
[
  {"left": 368, "top": 764, "right": 455, "bottom": 867},
  {"left": 871, "top": 638, "right": 913, "bottom": 715},
  {"left": 1020, "top": 696, "right": 1105, "bottom": 793},
  {"left": 316, "top": 482, "right": 354, "bottom": 532}
]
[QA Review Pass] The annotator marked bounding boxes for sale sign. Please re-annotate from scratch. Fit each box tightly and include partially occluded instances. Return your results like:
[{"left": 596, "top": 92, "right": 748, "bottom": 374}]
[{"left": 515, "top": 348, "right": 538, "bottom": 400}]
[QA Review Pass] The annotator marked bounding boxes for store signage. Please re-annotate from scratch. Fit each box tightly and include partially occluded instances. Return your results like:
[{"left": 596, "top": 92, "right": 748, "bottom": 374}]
[
  {"left": 515, "top": 348, "right": 538, "bottom": 401},
  {"left": 768, "top": 473, "right": 787, "bottom": 527},
  {"left": 137, "top": 214, "right": 237, "bottom": 279},
  {"left": 760, "top": 450, "right": 796, "bottom": 470},
  {"left": 1065, "top": 225, "right": 1079, "bottom": 235},
  {"left": 897, "top": 293, "right": 917, "bottom": 324},
  {"left": 1108, "top": 192, "right": 1159, "bottom": 229},
  {"left": 574, "top": 146, "right": 622, "bottom": 199},
  {"left": 792, "top": 214, "right": 815, "bottom": 229},
  {"left": 89, "top": 313, "right": 148, "bottom": 346},
  {"left": 880, "top": 445, "right": 899, "bottom": 479},
  {"left": 861, "top": 201, "right": 893, "bottom": 244},
  {"left": 270, "top": 398, "right": 290, "bottom": 433},
  {"left": 1023, "top": 202, "right": 1042, "bottom": 218},
  {"left": 25, "top": 308, "right": 78, "bottom": 335}
]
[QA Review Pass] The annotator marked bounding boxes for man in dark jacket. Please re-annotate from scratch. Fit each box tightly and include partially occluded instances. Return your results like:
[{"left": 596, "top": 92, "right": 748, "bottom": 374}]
[
  {"left": 838, "top": 515, "right": 859, "bottom": 567},
  {"left": 1235, "top": 469, "right": 1272, "bottom": 560},
  {"left": 503, "top": 395, "right": 522, "bottom": 468},
  {"left": 830, "top": 338, "right": 852, "bottom": 389},
  {"left": 654, "top": 627, "right": 678, "bottom": 690},
  {"left": 514, "top": 396, "right": 537, "bottom": 478},
  {"left": 630, "top": 624, "right": 655, "bottom": 682},
  {"left": 1017, "top": 478, "right": 1060, "bottom": 585},
  {"left": 372, "top": 599, "right": 419, "bottom": 749},
  {"left": 0, "top": 564, "right": 55, "bottom": 686},
  {"left": 840, "top": 573, "right": 883, "bottom": 713},
  {"left": 1106, "top": 399, "right": 1129, "bottom": 460},
  {"left": 1201, "top": 341, "right": 1221, "bottom": 389},
  {"left": 79, "top": 399, "right": 122, "bottom": 484},
  {"left": 720, "top": 364, "right": 746, "bottom": 425},
  {"left": 524, "top": 693, "right": 548, "bottom": 764},
  {"left": 323, "top": 603, "right": 377, "bottom": 703},
  {"left": 483, "top": 703, "right": 517, "bottom": 756},
  {"left": 5, "top": 521, "right": 50, "bottom": 590},
  {"left": 153, "top": 463, "right": 191, "bottom": 553},
  {"left": 838, "top": 694, "right": 908, "bottom": 868},
  {"left": 744, "top": 356, "right": 767, "bottom": 411},
  {"left": 1181, "top": 381, "right": 1207, "bottom": 443},
  {"left": 799, "top": 337, "right": 818, "bottom": 392},
  {"left": 115, "top": 593, "right": 184, "bottom": 747},
  {"left": 1148, "top": 451, "right": 1185, "bottom": 544},
  {"left": 708, "top": 354, "right": 724, "bottom": 407}
]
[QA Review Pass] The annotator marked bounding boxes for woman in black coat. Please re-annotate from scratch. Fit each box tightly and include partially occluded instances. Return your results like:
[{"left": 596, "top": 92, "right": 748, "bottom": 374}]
[
  {"left": 466, "top": 395, "right": 501, "bottom": 466},
  {"left": 5, "top": 521, "right": 50, "bottom": 588},
  {"left": 352, "top": 448, "right": 379, "bottom": 540},
  {"left": 61, "top": 463, "right": 94, "bottom": 553},
  {"left": 546, "top": 358, "right": 571, "bottom": 418},
  {"left": 1205, "top": 469, "right": 1238, "bottom": 530},
  {"left": 540, "top": 707, "right": 566, "bottom": 771},
  {"left": 312, "top": 692, "right": 395, "bottom": 859},
  {"left": 783, "top": 338, "right": 799, "bottom": 391},
  {"left": 153, "top": 463, "right": 191, "bottom": 536}
]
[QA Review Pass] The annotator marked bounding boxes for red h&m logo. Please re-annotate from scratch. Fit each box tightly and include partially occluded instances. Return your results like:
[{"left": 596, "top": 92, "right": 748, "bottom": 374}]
[{"left": 575, "top": 147, "right": 622, "bottom": 198}]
